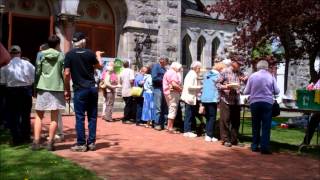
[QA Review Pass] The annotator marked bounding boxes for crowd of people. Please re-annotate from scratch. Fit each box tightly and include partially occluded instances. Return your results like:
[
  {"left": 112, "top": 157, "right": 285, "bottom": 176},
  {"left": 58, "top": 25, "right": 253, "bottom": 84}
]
[
  {"left": 85, "top": 38, "right": 282, "bottom": 154},
  {"left": 0, "top": 31, "right": 319, "bottom": 155}
]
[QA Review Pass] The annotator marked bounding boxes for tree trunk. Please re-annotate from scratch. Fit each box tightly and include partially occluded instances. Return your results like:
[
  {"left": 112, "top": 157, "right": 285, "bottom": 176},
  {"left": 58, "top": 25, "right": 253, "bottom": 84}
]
[{"left": 279, "top": 33, "right": 291, "bottom": 93}]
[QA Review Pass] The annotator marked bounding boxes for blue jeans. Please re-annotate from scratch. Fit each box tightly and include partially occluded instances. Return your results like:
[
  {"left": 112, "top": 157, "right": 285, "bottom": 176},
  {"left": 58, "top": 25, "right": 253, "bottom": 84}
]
[
  {"left": 184, "top": 104, "right": 197, "bottom": 133},
  {"left": 74, "top": 87, "right": 98, "bottom": 145},
  {"left": 153, "top": 88, "right": 167, "bottom": 127},
  {"left": 203, "top": 103, "right": 217, "bottom": 138},
  {"left": 250, "top": 102, "right": 273, "bottom": 151},
  {"left": 135, "top": 96, "right": 144, "bottom": 123}
]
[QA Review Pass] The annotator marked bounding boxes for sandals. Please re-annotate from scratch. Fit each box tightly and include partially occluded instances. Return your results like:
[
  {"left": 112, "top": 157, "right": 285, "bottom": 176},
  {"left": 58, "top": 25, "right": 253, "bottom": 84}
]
[
  {"left": 167, "top": 128, "right": 180, "bottom": 134},
  {"left": 145, "top": 121, "right": 153, "bottom": 128}
]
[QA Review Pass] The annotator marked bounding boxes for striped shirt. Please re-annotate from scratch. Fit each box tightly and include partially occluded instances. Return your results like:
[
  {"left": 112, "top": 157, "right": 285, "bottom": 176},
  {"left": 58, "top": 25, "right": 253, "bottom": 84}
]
[{"left": 217, "top": 67, "right": 241, "bottom": 105}]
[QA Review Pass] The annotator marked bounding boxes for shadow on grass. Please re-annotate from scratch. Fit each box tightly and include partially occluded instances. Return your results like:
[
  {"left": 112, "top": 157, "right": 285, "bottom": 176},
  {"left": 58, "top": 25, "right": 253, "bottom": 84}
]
[
  {"left": 239, "top": 134, "right": 320, "bottom": 158},
  {"left": 0, "top": 129, "right": 102, "bottom": 180}
]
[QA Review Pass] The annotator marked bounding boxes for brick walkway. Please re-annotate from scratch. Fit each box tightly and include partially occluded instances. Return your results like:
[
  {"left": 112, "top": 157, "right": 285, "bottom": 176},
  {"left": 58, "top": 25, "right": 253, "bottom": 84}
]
[{"left": 41, "top": 114, "right": 320, "bottom": 180}]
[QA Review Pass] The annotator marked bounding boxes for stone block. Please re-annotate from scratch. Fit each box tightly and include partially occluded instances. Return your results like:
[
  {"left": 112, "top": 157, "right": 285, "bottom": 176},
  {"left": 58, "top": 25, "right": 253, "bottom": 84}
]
[
  {"left": 167, "top": 16, "right": 178, "bottom": 23},
  {"left": 167, "top": 1, "right": 178, "bottom": 8},
  {"left": 166, "top": 45, "right": 177, "bottom": 52}
]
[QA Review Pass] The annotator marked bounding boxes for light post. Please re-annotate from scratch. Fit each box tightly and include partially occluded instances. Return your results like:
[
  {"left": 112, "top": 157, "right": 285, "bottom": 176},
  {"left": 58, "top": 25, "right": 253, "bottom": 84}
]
[{"left": 134, "top": 33, "right": 152, "bottom": 70}]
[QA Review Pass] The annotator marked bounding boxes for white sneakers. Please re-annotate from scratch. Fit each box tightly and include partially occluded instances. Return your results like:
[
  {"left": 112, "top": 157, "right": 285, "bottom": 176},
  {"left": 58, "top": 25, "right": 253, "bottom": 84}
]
[
  {"left": 205, "top": 135, "right": 218, "bottom": 142},
  {"left": 183, "top": 133, "right": 218, "bottom": 142},
  {"left": 183, "top": 132, "right": 197, "bottom": 138},
  {"left": 211, "top": 137, "right": 218, "bottom": 142},
  {"left": 204, "top": 135, "right": 212, "bottom": 142}
]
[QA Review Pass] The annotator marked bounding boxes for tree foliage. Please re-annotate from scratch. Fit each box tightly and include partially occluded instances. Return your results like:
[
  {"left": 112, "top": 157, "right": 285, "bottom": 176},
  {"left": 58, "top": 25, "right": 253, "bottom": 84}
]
[{"left": 206, "top": 0, "right": 320, "bottom": 82}]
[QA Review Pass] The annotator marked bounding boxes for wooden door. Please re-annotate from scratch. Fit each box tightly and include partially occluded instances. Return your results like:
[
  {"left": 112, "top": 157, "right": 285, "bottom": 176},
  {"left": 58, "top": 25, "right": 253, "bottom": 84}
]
[
  {"left": 11, "top": 15, "right": 50, "bottom": 64},
  {"left": 76, "top": 23, "right": 115, "bottom": 57}
]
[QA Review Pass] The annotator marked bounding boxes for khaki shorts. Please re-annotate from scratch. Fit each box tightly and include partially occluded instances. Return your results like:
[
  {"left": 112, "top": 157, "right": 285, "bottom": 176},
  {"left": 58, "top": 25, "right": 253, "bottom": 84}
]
[{"left": 165, "top": 92, "right": 180, "bottom": 119}]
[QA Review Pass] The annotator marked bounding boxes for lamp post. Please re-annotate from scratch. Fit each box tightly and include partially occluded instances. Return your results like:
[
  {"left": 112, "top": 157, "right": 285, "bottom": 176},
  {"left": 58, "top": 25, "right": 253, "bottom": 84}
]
[{"left": 134, "top": 33, "right": 152, "bottom": 69}]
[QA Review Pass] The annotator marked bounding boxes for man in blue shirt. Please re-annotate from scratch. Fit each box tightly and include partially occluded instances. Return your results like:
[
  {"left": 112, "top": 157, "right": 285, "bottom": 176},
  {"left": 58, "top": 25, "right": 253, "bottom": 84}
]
[{"left": 151, "top": 57, "right": 169, "bottom": 130}]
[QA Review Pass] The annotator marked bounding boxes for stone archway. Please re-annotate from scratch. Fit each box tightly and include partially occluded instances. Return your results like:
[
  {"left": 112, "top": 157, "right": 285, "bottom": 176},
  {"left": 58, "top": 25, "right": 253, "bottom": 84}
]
[
  {"left": 197, "top": 35, "right": 206, "bottom": 65},
  {"left": 75, "top": 0, "right": 115, "bottom": 57},
  {"left": 72, "top": 0, "right": 127, "bottom": 58}
]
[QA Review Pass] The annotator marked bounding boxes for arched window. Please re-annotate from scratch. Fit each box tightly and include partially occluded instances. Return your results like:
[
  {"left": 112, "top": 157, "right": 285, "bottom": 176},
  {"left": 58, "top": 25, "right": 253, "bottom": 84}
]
[
  {"left": 182, "top": 35, "right": 192, "bottom": 68},
  {"left": 211, "top": 37, "right": 220, "bottom": 65},
  {"left": 197, "top": 36, "right": 206, "bottom": 64}
]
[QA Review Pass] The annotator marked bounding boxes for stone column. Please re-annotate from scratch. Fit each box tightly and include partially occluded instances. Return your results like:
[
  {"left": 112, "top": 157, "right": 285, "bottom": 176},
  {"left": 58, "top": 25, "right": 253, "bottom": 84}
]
[
  {"left": 157, "top": 0, "right": 181, "bottom": 62},
  {"left": 56, "top": 14, "right": 78, "bottom": 53}
]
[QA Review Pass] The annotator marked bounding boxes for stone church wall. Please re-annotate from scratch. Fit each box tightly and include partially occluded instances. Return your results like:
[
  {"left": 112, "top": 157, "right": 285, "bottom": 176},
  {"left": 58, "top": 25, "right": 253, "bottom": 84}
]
[{"left": 118, "top": 0, "right": 182, "bottom": 67}]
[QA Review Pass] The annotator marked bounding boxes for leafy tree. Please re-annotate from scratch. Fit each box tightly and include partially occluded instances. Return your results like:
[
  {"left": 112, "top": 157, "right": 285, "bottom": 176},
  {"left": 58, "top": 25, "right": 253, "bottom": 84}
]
[{"left": 205, "top": 0, "right": 320, "bottom": 87}]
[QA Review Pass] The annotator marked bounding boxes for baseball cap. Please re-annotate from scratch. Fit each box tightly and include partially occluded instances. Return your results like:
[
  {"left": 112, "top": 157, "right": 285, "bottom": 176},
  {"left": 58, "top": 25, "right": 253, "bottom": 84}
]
[
  {"left": 72, "top": 32, "right": 86, "bottom": 42},
  {"left": 9, "top": 45, "right": 21, "bottom": 53}
]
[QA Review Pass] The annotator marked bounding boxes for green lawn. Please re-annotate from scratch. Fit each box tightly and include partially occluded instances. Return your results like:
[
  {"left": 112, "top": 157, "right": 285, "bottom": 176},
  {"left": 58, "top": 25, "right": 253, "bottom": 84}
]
[
  {"left": 194, "top": 113, "right": 320, "bottom": 158},
  {"left": 0, "top": 130, "right": 102, "bottom": 180},
  {"left": 239, "top": 117, "right": 320, "bottom": 158}
]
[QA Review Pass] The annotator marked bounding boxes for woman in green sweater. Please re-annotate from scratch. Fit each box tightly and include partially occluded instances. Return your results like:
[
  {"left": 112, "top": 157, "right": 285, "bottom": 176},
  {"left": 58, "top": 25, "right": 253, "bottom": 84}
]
[{"left": 32, "top": 35, "right": 65, "bottom": 151}]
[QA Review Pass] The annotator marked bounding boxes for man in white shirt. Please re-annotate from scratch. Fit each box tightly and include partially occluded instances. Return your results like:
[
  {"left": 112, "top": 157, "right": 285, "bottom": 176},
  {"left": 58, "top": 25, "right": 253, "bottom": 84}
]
[
  {"left": 120, "top": 60, "right": 135, "bottom": 123},
  {"left": 1, "top": 45, "right": 35, "bottom": 145}
]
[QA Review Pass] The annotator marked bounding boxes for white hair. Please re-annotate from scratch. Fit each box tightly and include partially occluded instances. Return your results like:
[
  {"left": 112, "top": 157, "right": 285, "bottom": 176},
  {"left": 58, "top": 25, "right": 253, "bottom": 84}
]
[
  {"left": 222, "top": 59, "right": 232, "bottom": 67},
  {"left": 256, "top": 60, "right": 269, "bottom": 70},
  {"left": 190, "top": 61, "right": 202, "bottom": 69},
  {"left": 106, "top": 65, "right": 114, "bottom": 72},
  {"left": 170, "top": 62, "right": 182, "bottom": 70},
  {"left": 73, "top": 39, "right": 86, "bottom": 48}
]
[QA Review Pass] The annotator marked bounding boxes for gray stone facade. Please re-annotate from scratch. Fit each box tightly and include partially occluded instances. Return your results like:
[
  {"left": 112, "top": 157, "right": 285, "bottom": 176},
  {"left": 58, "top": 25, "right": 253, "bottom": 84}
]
[
  {"left": 117, "top": 0, "right": 235, "bottom": 68},
  {"left": 286, "top": 60, "right": 311, "bottom": 96},
  {"left": 119, "top": 0, "right": 182, "bottom": 67}
]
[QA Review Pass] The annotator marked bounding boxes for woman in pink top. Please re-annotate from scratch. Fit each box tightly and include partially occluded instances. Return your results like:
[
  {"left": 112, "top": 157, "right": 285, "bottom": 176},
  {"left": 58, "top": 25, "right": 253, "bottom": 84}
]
[{"left": 163, "top": 62, "right": 183, "bottom": 133}]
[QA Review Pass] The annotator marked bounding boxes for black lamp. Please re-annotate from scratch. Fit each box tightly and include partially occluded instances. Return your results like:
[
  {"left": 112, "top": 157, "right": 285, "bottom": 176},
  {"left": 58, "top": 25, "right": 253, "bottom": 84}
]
[{"left": 134, "top": 32, "right": 152, "bottom": 69}]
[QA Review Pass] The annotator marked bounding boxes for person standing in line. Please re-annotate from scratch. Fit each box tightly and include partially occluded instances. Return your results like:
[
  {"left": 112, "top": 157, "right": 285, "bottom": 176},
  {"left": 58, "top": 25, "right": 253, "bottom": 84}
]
[
  {"left": 134, "top": 66, "right": 147, "bottom": 125},
  {"left": 181, "top": 61, "right": 202, "bottom": 138},
  {"left": 120, "top": 60, "right": 136, "bottom": 124},
  {"left": 217, "top": 57, "right": 246, "bottom": 147},
  {"left": 141, "top": 67, "right": 155, "bottom": 127},
  {"left": 101, "top": 61, "right": 114, "bottom": 118},
  {"left": 201, "top": 63, "right": 225, "bottom": 142},
  {"left": 0, "top": 45, "right": 35, "bottom": 145},
  {"left": 151, "top": 57, "right": 169, "bottom": 130},
  {"left": 64, "top": 32, "right": 103, "bottom": 152},
  {"left": 32, "top": 35, "right": 65, "bottom": 151},
  {"left": 36, "top": 43, "right": 65, "bottom": 142},
  {"left": 163, "top": 62, "right": 183, "bottom": 133},
  {"left": 36, "top": 43, "right": 49, "bottom": 63},
  {"left": 100, "top": 64, "right": 119, "bottom": 122},
  {"left": 244, "top": 60, "right": 280, "bottom": 154}
]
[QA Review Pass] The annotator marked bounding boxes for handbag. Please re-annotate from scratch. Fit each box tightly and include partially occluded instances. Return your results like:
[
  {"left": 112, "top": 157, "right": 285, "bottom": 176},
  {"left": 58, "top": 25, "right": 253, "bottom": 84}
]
[
  {"left": 131, "top": 86, "right": 143, "bottom": 97},
  {"left": 272, "top": 81, "right": 280, "bottom": 117}
]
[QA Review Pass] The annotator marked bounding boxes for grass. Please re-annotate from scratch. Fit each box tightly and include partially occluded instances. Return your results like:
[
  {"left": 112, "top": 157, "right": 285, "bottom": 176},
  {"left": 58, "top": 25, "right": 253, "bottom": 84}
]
[
  {"left": 239, "top": 117, "right": 320, "bottom": 158},
  {"left": 194, "top": 112, "right": 320, "bottom": 158},
  {"left": 0, "top": 130, "right": 102, "bottom": 180}
]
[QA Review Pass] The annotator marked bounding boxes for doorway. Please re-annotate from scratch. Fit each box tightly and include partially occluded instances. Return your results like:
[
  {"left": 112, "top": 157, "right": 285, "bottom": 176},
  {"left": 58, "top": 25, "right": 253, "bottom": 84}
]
[
  {"left": 75, "top": 23, "right": 115, "bottom": 57},
  {"left": 11, "top": 15, "right": 50, "bottom": 64}
]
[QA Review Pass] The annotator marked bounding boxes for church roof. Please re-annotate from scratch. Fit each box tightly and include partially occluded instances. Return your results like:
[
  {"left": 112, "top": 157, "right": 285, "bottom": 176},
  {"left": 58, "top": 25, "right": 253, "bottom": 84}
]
[
  {"left": 182, "top": 0, "right": 210, "bottom": 18},
  {"left": 182, "top": 0, "right": 232, "bottom": 22}
]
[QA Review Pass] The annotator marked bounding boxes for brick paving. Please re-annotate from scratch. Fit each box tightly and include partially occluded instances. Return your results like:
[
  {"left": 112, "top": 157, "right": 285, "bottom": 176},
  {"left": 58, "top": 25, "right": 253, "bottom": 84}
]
[{"left": 36, "top": 113, "right": 320, "bottom": 180}]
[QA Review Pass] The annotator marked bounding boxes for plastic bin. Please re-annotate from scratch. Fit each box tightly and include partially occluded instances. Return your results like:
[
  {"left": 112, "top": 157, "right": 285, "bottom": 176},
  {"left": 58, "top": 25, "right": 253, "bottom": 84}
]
[{"left": 296, "top": 90, "right": 320, "bottom": 110}]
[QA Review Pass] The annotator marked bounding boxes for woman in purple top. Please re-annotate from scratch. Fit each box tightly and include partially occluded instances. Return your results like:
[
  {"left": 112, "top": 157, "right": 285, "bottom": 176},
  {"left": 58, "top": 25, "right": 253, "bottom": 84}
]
[{"left": 244, "top": 60, "right": 280, "bottom": 154}]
